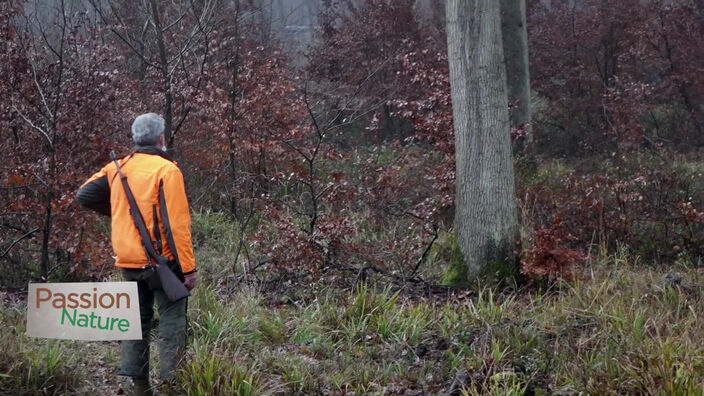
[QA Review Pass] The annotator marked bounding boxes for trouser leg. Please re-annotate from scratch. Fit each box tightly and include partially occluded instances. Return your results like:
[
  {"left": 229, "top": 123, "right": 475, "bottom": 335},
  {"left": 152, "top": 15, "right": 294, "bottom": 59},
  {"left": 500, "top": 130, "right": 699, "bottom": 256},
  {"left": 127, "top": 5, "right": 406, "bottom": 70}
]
[
  {"left": 120, "top": 279, "right": 154, "bottom": 379},
  {"left": 154, "top": 290, "right": 188, "bottom": 381}
]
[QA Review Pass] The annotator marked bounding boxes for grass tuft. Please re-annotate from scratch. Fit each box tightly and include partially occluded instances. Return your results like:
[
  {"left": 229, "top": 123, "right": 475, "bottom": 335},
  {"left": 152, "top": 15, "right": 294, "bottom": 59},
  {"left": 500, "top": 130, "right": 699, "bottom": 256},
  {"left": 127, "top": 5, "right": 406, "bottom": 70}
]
[{"left": 1, "top": 247, "right": 702, "bottom": 394}]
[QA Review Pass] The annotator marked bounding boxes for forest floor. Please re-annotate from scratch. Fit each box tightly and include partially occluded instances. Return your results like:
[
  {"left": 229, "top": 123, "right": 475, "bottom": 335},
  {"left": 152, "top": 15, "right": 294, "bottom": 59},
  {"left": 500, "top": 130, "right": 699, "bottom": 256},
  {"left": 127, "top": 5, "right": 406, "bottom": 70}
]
[{"left": 1, "top": 248, "right": 703, "bottom": 395}]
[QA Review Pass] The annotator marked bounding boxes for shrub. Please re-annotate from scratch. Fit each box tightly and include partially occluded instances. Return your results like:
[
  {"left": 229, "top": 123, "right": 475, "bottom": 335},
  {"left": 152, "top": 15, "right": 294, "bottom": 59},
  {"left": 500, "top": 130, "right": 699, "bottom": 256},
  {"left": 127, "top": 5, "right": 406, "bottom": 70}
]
[
  {"left": 520, "top": 217, "right": 585, "bottom": 280},
  {"left": 518, "top": 151, "right": 703, "bottom": 266}
]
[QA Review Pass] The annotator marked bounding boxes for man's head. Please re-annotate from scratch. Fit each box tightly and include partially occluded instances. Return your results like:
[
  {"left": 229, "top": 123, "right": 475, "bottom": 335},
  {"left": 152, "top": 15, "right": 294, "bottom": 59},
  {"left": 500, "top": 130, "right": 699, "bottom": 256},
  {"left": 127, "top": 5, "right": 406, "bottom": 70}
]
[{"left": 132, "top": 113, "right": 166, "bottom": 149}]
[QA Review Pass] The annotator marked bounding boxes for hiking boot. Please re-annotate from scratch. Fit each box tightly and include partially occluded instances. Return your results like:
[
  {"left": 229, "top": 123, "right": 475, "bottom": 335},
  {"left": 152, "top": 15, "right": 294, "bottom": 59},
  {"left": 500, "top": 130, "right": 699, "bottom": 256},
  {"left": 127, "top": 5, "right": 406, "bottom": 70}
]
[{"left": 132, "top": 378, "right": 154, "bottom": 396}]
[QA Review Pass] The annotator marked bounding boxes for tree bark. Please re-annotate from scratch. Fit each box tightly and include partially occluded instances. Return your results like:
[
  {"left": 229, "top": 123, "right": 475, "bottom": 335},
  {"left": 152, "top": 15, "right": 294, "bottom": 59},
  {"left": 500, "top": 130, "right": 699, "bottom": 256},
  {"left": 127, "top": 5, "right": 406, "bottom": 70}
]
[
  {"left": 500, "top": 0, "right": 532, "bottom": 153},
  {"left": 148, "top": 0, "right": 174, "bottom": 147},
  {"left": 228, "top": 0, "right": 242, "bottom": 219},
  {"left": 446, "top": 0, "right": 519, "bottom": 280},
  {"left": 40, "top": 179, "right": 53, "bottom": 280}
]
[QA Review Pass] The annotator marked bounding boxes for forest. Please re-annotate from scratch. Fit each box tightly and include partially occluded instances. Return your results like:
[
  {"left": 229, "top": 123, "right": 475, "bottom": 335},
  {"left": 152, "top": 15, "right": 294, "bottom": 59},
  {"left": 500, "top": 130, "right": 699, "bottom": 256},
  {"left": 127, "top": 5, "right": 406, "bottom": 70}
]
[{"left": 0, "top": 0, "right": 702, "bottom": 394}]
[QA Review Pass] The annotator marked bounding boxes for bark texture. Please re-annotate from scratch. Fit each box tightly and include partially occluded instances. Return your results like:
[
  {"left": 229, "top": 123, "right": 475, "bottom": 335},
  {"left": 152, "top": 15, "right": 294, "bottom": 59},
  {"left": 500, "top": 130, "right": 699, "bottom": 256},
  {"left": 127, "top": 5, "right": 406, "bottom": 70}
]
[
  {"left": 446, "top": 0, "right": 519, "bottom": 280},
  {"left": 500, "top": 0, "right": 532, "bottom": 152}
]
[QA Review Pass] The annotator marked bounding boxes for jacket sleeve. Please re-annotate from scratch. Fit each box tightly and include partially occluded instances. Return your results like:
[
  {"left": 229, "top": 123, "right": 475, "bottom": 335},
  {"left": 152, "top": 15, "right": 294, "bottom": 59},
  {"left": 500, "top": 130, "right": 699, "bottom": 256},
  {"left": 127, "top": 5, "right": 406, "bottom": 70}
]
[
  {"left": 159, "top": 168, "right": 196, "bottom": 275},
  {"left": 77, "top": 169, "right": 111, "bottom": 216}
]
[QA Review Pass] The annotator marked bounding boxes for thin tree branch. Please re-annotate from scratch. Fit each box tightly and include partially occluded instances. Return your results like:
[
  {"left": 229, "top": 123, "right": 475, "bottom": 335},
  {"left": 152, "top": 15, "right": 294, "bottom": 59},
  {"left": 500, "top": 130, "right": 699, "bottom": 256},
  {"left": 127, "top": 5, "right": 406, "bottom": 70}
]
[
  {"left": 11, "top": 105, "right": 54, "bottom": 150},
  {"left": 0, "top": 228, "right": 40, "bottom": 259},
  {"left": 88, "top": 0, "right": 160, "bottom": 69},
  {"left": 410, "top": 228, "right": 439, "bottom": 278}
]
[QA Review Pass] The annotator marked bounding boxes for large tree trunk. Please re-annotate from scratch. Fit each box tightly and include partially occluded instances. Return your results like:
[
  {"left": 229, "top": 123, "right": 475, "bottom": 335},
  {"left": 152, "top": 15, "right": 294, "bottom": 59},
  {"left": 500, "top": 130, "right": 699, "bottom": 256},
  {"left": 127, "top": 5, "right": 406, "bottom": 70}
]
[
  {"left": 446, "top": 0, "right": 519, "bottom": 280},
  {"left": 500, "top": 0, "right": 532, "bottom": 153}
]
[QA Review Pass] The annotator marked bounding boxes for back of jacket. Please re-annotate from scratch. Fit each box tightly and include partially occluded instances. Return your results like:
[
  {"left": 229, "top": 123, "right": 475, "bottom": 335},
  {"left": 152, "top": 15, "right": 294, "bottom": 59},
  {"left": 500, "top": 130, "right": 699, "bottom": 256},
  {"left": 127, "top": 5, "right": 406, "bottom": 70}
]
[{"left": 77, "top": 148, "right": 196, "bottom": 275}]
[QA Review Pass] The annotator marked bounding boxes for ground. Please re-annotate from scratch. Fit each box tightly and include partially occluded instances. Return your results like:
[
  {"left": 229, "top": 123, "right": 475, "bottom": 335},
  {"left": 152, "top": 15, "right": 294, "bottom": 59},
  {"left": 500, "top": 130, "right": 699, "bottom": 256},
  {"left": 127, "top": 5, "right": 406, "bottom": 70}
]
[{"left": 1, "top": 249, "right": 702, "bottom": 395}]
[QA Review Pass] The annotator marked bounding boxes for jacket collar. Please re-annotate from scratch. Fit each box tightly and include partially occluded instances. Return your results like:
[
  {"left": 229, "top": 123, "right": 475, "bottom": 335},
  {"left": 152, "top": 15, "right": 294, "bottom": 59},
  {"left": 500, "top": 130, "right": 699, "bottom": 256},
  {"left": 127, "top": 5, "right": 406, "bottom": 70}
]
[{"left": 133, "top": 145, "right": 173, "bottom": 162}]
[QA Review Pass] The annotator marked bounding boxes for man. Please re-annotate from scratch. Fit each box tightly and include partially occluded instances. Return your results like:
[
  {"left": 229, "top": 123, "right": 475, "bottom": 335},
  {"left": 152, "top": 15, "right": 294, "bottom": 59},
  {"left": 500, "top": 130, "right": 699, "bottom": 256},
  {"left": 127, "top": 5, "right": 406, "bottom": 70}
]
[{"left": 77, "top": 113, "right": 197, "bottom": 394}]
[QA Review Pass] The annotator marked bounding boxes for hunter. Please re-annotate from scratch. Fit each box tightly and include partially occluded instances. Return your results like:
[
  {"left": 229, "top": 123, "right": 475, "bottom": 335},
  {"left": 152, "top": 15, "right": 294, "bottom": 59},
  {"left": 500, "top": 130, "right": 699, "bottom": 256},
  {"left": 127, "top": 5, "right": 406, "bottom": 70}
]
[{"left": 77, "top": 113, "right": 197, "bottom": 395}]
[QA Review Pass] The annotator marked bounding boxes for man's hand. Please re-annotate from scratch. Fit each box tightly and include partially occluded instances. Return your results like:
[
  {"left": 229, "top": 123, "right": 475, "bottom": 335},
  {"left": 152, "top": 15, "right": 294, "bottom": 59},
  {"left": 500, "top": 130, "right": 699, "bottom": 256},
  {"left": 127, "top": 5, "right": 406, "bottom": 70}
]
[{"left": 184, "top": 272, "right": 197, "bottom": 291}]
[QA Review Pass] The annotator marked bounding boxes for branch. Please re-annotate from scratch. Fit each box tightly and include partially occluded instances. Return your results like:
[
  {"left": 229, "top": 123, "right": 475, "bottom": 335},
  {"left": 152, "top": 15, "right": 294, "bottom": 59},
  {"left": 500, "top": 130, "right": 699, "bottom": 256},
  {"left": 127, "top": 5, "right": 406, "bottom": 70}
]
[
  {"left": 233, "top": 207, "right": 256, "bottom": 273},
  {"left": 12, "top": 105, "right": 54, "bottom": 150},
  {"left": 88, "top": 0, "right": 160, "bottom": 69},
  {"left": 165, "top": 0, "right": 216, "bottom": 71},
  {"left": 51, "top": 0, "right": 68, "bottom": 136},
  {"left": 0, "top": 228, "right": 40, "bottom": 259},
  {"left": 16, "top": 10, "right": 54, "bottom": 121},
  {"left": 303, "top": 83, "right": 324, "bottom": 140},
  {"left": 33, "top": 6, "right": 61, "bottom": 59},
  {"left": 160, "top": 10, "right": 188, "bottom": 32},
  {"left": 280, "top": 139, "right": 311, "bottom": 163},
  {"left": 169, "top": 106, "right": 192, "bottom": 146},
  {"left": 7, "top": 78, "right": 50, "bottom": 123},
  {"left": 410, "top": 228, "right": 439, "bottom": 278}
]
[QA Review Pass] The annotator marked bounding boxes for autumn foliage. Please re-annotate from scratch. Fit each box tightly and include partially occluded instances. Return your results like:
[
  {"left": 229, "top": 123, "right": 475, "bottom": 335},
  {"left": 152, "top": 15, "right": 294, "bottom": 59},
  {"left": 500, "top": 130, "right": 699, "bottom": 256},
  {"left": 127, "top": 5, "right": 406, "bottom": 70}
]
[
  {"left": 520, "top": 217, "right": 584, "bottom": 280},
  {"left": 0, "top": 0, "right": 702, "bottom": 288},
  {"left": 528, "top": 0, "right": 704, "bottom": 152}
]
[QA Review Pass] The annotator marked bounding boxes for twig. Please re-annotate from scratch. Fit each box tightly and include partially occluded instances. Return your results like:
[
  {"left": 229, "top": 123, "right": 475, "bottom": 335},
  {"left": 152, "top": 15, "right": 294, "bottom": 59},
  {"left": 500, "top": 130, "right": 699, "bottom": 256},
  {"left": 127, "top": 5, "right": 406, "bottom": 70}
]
[
  {"left": 233, "top": 208, "right": 255, "bottom": 273},
  {"left": 11, "top": 105, "right": 54, "bottom": 150},
  {"left": 410, "top": 228, "right": 439, "bottom": 278},
  {"left": 0, "top": 228, "right": 40, "bottom": 259}
]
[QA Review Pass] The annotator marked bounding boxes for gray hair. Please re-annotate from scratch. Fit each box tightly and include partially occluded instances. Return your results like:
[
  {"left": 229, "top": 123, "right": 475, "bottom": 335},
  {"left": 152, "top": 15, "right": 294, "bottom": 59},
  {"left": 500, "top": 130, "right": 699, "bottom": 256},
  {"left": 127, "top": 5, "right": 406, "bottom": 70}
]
[{"left": 131, "top": 113, "right": 165, "bottom": 146}]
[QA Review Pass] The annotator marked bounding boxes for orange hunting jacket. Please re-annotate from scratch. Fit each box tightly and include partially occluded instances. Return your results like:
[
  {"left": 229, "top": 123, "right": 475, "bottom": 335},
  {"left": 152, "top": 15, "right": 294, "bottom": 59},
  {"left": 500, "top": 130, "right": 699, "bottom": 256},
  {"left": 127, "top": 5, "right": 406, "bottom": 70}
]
[{"left": 76, "top": 147, "right": 196, "bottom": 275}]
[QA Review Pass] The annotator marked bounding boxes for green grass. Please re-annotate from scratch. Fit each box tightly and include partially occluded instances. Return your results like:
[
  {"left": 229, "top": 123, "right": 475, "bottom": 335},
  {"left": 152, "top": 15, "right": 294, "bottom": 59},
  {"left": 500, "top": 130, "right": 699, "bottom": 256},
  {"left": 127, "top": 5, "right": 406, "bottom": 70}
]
[
  {"left": 0, "top": 304, "right": 87, "bottom": 395},
  {"left": 1, "top": 249, "right": 703, "bottom": 395}
]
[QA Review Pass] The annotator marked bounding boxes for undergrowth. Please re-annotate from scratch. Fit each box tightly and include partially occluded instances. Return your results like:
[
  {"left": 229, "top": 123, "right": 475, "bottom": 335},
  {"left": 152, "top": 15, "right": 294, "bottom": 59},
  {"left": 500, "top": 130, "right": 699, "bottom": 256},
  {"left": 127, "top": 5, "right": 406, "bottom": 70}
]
[{"left": 1, "top": 240, "right": 702, "bottom": 394}]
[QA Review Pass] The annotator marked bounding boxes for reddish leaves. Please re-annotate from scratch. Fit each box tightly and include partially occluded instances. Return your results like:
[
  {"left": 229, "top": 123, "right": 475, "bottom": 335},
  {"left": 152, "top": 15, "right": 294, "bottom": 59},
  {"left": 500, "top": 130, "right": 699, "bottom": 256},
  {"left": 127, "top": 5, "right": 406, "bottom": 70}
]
[
  {"left": 528, "top": 0, "right": 704, "bottom": 152},
  {"left": 521, "top": 217, "right": 585, "bottom": 281}
]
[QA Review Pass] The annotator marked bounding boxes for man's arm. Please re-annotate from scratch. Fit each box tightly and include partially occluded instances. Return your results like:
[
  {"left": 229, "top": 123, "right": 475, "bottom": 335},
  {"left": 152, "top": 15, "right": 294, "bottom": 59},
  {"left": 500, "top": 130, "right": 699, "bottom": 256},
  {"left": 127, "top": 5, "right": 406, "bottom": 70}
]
[
  {"left": 159, "top": 168, "right": 196, "bottom": 276},
  {"left": 77, "top": 170, "right": 111, "bottom": 216}
]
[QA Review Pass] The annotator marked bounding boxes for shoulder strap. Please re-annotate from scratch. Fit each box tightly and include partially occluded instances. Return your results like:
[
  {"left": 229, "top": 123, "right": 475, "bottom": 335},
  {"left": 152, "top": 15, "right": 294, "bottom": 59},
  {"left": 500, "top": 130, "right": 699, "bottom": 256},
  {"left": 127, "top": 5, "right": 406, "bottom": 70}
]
[
  {"left": 158, "top": 180, "right": 183, "bottom": 277},
  {"left": 110, "top": 151, "right": 164, "bottom": 267},
  {"left": 153, "top": 205, "right": 163, "bottom": 254}
]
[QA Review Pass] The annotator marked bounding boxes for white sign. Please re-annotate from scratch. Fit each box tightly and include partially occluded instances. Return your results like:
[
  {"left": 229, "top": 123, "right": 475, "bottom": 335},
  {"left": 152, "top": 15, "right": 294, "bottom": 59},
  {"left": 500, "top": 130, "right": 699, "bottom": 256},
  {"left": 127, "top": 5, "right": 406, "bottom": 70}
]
[{"left": 27, "top": 282, "right": 142, "bottom": 341}]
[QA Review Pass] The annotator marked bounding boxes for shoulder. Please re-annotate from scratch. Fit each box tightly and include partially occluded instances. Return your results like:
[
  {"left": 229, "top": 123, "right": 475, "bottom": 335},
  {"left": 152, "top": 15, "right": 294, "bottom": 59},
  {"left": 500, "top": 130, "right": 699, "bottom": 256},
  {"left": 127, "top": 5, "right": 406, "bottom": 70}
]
[
  {"left": 160, "top": 158, "right": 181, "bottom": 174},
  {"left": 133, "top": 153, "right": 180, "bottom": 171},
  {"left": 101, "top": 161, "right": 117, "bottom": 172},
  {"left": 150, "top": 156, "right": 183, "bottom": 180}
]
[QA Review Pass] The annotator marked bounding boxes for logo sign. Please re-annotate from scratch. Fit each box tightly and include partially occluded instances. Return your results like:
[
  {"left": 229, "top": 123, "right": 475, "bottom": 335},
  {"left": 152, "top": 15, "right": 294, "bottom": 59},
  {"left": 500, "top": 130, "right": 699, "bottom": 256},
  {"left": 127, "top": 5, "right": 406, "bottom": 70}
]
[{"left": 27, "top": 282, "right": 142, "bottom": 341}]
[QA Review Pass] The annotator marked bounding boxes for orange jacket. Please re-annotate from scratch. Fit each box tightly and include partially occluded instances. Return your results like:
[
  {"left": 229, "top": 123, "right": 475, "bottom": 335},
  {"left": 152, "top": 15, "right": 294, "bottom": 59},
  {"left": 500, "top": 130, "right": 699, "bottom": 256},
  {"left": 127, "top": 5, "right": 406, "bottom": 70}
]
[{"left": 77, "top": 147, "right": 196, "bottom": 275}]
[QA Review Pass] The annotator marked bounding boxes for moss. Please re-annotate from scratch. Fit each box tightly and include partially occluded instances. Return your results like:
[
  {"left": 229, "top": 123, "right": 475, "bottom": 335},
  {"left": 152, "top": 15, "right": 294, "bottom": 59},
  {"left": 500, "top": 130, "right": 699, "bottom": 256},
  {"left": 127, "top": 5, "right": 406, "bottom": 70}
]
[
  {"left": 470, "top": 237, "right": 521, "bottom": 289},
  {"left": 473, "top": 258, "right": 520, "bottom": 289},
  {"left": 441, "top": 232, "right": 521, "bottom": 288},
  {"left": 441, "top": 232, "right": 470, "bottom": 287}
]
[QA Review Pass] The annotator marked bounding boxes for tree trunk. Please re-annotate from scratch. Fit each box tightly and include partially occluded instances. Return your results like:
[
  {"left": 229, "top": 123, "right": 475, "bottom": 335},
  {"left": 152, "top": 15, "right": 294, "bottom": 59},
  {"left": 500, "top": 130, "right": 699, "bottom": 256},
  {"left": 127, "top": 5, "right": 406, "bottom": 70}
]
[
  {"left": 149, "top": 0, "right": 174, "bottom": 147},
  {"left": 500, "top": 0, "right": 532, "bottom": 153},
  {"left": 446, "top": 0, "right": 519, "bottom": 281},
  {"left": 228, "top": 0, "right": 242, "bottom": 219},
  {"left": 40, "top": 186, "right": 53, "bottom": 281}
]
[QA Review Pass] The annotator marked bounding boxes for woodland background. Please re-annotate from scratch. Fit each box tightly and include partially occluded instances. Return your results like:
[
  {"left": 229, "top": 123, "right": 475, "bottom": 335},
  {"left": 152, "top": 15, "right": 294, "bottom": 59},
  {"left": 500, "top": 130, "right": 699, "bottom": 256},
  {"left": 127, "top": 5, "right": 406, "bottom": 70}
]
[
  {"left": 0, "top": 0, "right": 702, "bottom": 286},
  {"left": 0, "top": 0, "right": 702, "bottom": 394}
]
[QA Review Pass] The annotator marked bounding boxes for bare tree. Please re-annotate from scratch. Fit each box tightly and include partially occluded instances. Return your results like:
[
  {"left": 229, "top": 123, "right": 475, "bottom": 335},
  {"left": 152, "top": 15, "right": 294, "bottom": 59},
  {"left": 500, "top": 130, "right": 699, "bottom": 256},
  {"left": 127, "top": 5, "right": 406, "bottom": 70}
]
[
  {"left": 5, "top": 0, "right": 127, "bottom": 281},
  {"left": 9, "top": 0, "right": 70, "bottom": 280},
  {"left": 89, "top": 0, "right": 218, "bottom": 148},
  {"left": 446, "top": 0, "right": 519, "bottom": 281}
]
